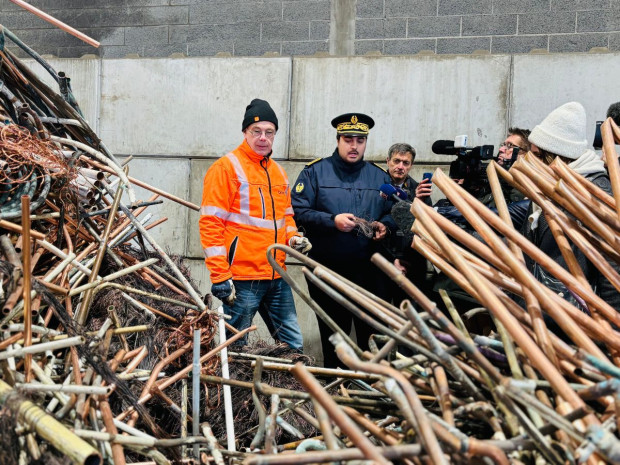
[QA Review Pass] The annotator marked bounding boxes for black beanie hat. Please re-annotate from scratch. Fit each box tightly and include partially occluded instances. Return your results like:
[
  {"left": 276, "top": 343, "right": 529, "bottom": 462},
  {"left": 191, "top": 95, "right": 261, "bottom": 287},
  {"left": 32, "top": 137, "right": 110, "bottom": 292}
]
[{"left": 242, "top": 99, "right": 278, "bottom": 131}]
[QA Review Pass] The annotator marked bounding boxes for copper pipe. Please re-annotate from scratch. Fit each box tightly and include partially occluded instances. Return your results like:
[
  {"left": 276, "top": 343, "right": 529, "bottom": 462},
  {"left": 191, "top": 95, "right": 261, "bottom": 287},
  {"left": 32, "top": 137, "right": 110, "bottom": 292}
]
[
  {"left": 121, "top": 293, "right": 179, "bottom": 323},
  {"left": 331, "top": 336, "right": 448, "bottom": 465},
  {"left": 432, "top": 363, "right": 454, "bottom": 426},
  {"left": 551, "top": 157, "right": 616, "bottom": 211},
  {"left": 0, "top": 332, "right": 22, "bottom": 350},
  {"left": 411, "top": 197, "right": 598, "bottom": 426},
  {"left": 487, "top": 162, "right": 558, "bottom": 366},
  {"left": 433, "top": 171, "right": 609, "bottom": 358},
  {"left": 138, "top": 342, "right": 193, "bottom": 407},
  {"left": 601, "top": 118, "right": 620, "bottom": 219},
  {"left": 312, "top": 400, "right": 339, "bottom": 450},
  {"left": 76, "top": 181, "right": 124, "bottom": 325},
  {"left": 21, "top": 195, "right": 32, "bottom": 383},
  {"left": 0, "top": 219, "right": 46, "bottom": 240},
  {"left": 36, "top": 279, "right": 69, "bottom": 296},
  {"left": 98, "top": 397, "right": 126, "bottom": 465},
  {"left": 290, "top": 363, "right": 393, "bottom": 465},
  {"left": 70, "top": 193, "right": 159, "bottom": 266},
  {"left": 81, "top": 156, "right": 199, "bottom": 210},
  {"left": 342, "top": 405, "right": 399, "bottom": 445},
  {"left": 513, "top": 157, "right": 620, "bottom": 250},
  {"left": 244, "top": 444, "right": 424, "bottom": 465},
  {"left": 416, "top": 231, "right": 614, "bottom": 359},
  {"left": 371, "top": 253, "right": 504, "bottom": 384},
  {"left": 433, "top": 421, "right": 510, "bottom": 465},
  {"left": 120, "top": 346, "right": 148, "bottom": 375},
  {"left": 122, "top": 345, "right": 146, "bottom": 362},
  {"left": 7, "top": 0, "right": 100, "bottom": 47},
  {"left": 122, "top": 217, "right": 168, "bottom": 244},
  {"left": 433, "top": 170, "right": 620, "bottom": 349},
  {"left": 3, "top": 283, "right": 23, "bottom": 315}
]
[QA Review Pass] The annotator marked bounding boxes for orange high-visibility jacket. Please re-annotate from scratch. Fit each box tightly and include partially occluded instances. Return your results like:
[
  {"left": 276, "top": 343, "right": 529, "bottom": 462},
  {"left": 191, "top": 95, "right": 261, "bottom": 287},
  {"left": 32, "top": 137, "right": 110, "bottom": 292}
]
[{"left": 199, "top": 140, "right": 299, "bottom": 284}]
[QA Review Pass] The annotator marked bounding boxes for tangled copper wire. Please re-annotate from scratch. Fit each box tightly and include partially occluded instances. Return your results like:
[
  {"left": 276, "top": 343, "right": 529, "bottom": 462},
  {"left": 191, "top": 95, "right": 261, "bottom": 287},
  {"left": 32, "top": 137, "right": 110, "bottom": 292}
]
[
  {"left": 353, "top": 216, "right": 376, "bottom": 238},
  {"left": 0, "top": 123, "right": 76, "bottom": 191},
  {"left": 160, "top": 309, "right": 219, "bottom": 373}
]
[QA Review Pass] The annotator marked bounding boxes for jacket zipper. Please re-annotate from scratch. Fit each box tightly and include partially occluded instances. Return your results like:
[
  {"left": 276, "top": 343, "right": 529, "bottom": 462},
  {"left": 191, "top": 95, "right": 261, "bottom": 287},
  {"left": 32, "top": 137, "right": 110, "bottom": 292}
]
[
  {"left": 258, "top": 187, "right": 266, "bottom": 218},
  {"left": 261, "top": 157, "right": 278, "bottom": 280}
]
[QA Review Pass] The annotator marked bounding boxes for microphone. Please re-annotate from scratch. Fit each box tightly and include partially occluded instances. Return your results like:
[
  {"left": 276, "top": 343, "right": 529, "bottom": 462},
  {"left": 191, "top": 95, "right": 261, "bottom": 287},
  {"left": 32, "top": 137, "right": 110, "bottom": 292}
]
[
  {"left": 432, "top": 140, "right": 458, "bottom": 155},
  {"left": 379, "top": 184, "right": 410, "bottom": 203}
]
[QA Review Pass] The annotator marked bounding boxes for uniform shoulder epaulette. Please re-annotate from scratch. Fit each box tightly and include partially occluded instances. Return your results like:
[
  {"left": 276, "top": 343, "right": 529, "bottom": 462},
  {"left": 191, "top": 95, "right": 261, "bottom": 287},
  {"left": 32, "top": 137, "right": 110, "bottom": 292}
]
[
  {"left": 305, "top": 158, "right": 323, "bottom": 167},
  {"left": 370, "top": 162, "right": 387, "bottom": 172}
]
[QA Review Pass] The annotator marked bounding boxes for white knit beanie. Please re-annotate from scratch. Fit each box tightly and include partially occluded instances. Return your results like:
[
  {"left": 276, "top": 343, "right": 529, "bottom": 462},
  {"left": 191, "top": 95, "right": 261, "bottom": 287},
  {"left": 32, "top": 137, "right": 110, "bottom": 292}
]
[{"left": 528, "top": 102, "right": 588, "bottom": 159}]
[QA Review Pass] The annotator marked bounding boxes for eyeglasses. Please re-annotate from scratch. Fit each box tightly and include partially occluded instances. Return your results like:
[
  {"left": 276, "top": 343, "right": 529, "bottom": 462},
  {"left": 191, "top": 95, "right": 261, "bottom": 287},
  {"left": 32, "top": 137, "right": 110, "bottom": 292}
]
[
  {"left": 248, "top": 128, "right": 276, "bottom": 139},
  {"left": 501, "top": 142, "right": 525, "bottom": 151}
]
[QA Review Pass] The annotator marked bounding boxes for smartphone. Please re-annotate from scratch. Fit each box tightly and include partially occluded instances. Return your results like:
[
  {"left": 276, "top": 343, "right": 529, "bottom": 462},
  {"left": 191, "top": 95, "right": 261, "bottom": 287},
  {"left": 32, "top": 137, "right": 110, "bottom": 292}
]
[{"left": 422, "top": 172, "right": 433, "bottom": 182}]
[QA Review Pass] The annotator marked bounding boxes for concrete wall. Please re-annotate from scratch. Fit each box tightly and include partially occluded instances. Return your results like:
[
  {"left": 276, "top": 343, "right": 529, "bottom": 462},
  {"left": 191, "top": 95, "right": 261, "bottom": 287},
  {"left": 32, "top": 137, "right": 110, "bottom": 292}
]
[
  {"left": 23, "top": 51, "right": 620, "bottom": 362},
  {"left": 3, "top": 0, "right": 620, "bottom": 58}
]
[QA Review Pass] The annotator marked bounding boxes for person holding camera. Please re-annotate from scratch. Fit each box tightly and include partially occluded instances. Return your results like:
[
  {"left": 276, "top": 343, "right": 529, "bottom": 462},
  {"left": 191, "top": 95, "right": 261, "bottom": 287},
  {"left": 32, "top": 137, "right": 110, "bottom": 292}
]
[{"left": 496, "top": 127, "right": 531, "bottom": 168}]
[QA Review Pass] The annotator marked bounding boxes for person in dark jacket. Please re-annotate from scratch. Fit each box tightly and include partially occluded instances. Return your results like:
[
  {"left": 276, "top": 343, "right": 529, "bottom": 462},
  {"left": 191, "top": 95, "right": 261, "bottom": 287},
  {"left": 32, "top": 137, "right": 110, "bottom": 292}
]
[
  {"left": 291, "top": 112, "right": 395, "bottom": 367},
  {"left": 523, "top": 101, "right": 620, "bottom": 313},
  {"left": 382, "top": 143, "right": 433, "bottom": 300}
]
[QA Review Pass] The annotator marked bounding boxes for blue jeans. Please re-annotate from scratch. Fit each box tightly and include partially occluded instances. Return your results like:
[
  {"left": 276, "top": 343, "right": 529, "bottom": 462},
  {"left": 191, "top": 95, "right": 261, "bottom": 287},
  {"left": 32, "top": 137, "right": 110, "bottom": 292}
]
[{"left": 224, "top": 278, "right": 303, "bottom": 351}]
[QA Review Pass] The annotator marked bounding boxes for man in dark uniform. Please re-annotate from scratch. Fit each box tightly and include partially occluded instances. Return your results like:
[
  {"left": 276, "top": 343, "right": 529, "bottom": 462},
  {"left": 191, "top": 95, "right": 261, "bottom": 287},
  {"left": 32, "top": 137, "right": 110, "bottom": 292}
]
[{"left": 291, "top": 113, "right": 395, "bottom": 368}]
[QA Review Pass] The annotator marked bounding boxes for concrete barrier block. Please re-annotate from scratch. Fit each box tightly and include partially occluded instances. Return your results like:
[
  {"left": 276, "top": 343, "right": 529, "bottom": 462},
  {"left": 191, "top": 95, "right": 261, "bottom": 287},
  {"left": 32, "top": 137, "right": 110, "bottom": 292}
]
[
  {"left": 123, "top": 157, "right": 192, "bottom": 256},
  {"left": 99, "top": 57, "right": 292, "bottom": 158},
  {"left": 511, "top": 52, "right": 620, "bottom": 145},
  {"left": 290, "top": 55, "right": 510, "bottom": 162}
]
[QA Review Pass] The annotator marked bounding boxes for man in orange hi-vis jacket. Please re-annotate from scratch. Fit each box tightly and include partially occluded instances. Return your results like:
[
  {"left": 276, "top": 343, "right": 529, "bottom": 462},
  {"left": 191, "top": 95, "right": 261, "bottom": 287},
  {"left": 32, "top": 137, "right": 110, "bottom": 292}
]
[{"left": 199, "top": 99, "right": 310, "bottom": 351}]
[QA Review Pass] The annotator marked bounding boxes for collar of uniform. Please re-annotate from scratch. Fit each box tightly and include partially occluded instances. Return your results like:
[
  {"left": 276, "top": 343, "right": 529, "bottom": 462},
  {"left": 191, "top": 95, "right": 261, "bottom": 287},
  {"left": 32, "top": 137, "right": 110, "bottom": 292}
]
[
  {"left": 330, "top": 148, "right": 364, "bottom": 173},
  {"left": 238, "top": 139, "right": 272, "bottom": 164}
]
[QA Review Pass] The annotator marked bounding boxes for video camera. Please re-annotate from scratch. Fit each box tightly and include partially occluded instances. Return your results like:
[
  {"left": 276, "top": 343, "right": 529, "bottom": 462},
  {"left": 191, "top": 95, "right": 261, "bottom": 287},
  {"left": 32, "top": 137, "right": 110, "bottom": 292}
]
[{"left": 432, "top": 135, "right": 494, "bottom": 199}]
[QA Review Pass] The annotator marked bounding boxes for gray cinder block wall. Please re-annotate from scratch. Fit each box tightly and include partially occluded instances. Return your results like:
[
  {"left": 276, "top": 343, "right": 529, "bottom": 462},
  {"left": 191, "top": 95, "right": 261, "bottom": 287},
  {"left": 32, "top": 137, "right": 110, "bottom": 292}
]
[{"left": 2, "top": 0, "right": 620, "bottom": 58}]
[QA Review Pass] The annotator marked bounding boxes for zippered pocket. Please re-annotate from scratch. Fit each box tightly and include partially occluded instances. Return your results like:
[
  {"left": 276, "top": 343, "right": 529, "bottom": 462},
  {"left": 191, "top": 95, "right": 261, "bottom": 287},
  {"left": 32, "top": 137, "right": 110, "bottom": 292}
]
[{"left": 258, "top": 187, "right": 266, "bottom": 219}]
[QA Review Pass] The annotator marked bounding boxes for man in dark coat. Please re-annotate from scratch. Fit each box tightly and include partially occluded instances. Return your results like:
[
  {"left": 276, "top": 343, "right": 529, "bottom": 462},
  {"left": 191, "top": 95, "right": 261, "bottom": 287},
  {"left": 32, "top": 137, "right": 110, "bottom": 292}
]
[
  {"left": 291, "top": 112, "right": 395, "bottom": 367},
  {"left": 382, "top": 143, "right": 433, "bottom": 300}
]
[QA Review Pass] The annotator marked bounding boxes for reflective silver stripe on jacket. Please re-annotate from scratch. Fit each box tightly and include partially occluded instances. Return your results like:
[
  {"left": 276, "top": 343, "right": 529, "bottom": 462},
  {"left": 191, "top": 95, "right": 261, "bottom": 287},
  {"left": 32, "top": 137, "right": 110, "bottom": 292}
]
[
  {"left": 201, "top": 206, "right": 286, "bottom": 229},
  {"left": 284, "top": 206, "right": 294, "bottom": 216},
  {"left": 225, "top": 152, "right": 251, "bottom": 215},
  {"left": 203, "top": 246, "right": 227, "bottom": 258}
]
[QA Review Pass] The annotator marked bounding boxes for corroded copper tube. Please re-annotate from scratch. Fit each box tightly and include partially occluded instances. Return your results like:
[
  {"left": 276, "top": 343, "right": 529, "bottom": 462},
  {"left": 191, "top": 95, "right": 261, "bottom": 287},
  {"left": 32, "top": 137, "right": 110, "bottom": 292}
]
[
  {"left": 331, "top": 335, "right": 447, "bottom": 465},
  {"left": 411, "top": 195, "right": 598, "bottom": 426},
  {"left": 290, "top": 362, "right": 393, "bottom": 465},
  {"left": 601, "top": 118, "right": 620, "bottom": 219}
]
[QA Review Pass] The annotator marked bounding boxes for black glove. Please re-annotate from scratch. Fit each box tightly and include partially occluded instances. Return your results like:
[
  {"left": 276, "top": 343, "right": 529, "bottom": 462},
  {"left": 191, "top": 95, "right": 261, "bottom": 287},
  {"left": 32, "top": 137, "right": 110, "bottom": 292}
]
[{"left": 211, "top": 279, "right": 236, "bottom": 305}]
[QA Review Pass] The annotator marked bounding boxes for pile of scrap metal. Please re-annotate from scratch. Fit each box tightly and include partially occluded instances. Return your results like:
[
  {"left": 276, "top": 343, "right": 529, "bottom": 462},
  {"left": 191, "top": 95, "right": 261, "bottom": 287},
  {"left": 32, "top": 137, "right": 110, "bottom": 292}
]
[
  {"left": 4, "top": 22, "right": 620, "bottom": 465},
  {"left": 0, "top": 25, "right": 249, "bottom": 465},
  {"left": 261, "top": 120, "right": 620, "bottom": 465}
]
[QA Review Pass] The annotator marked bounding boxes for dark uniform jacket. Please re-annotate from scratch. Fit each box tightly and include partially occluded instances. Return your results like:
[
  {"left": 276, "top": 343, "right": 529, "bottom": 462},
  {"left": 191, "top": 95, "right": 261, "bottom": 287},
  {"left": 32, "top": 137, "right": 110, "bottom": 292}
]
[{"left": 291, "top": 150, "right": 396, "bottom": 267}]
